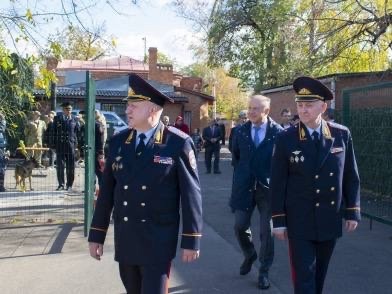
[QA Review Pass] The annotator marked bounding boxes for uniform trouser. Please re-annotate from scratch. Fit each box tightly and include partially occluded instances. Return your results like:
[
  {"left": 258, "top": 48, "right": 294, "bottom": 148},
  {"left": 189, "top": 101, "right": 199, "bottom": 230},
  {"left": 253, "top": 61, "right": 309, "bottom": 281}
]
[
  {"left": 119, "top": 262, "right": 171, "bottom": 294},
  {"left": 234, "top": 186, "right": 274, "bottom": 276},
  {"left": 204, "top": 144, "right": 220, "bottom": 172},
  {"left": 288, "top": 238, "right": 336, "bottom": 294},
  {"left": 56, "top": 151, "right": 75, "bottom": 187}
]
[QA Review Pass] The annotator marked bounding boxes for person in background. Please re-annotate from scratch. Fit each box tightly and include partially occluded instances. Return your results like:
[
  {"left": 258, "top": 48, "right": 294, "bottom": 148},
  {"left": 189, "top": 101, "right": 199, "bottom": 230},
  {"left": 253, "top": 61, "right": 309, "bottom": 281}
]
[
  {"left": 162, "top": 115, "right": 170, "bottom": 126},
  {"left": 202, "top": 118, "right": 222, "bottom": 174},
  {"left": 24, "top": 111, "right": 46, "bottom": 167},
  {"left": 216, "top": 117, "right": 226, "bottom": 145},
  {"left": 0, "top": 112, "right": 8, "bottom": 192},
  {"left": 270, "top": 76, "right": 360, "bottom": 294},
  {"left": 279, "top": 108, "right": 293, "bottom": 129},
  {"left": 228, "top": 110, "right": 248, "bottom": 161},
  {"left": 290, "top": 114, "right": 300, "bottom": 125},
  {"left": 43, "top": 111, "right": 56, "bottom": 168},
  {"left": 230, "top": 95, "right": 283, "bottom": 290},
  {"left": 95, "top": 110, "right": 107, "bottom": 143},
  {"left": 190, "top": 128, "right": 203, "bottom": 159},
  {"left": 94, "top": 111, "right": 105, "bottom": 188},
  {"left": 174, "top": 115, "right": 190, "bottom": 135},
  {"left": 52, "top": 102, "right": 80, "bottom": 191}
]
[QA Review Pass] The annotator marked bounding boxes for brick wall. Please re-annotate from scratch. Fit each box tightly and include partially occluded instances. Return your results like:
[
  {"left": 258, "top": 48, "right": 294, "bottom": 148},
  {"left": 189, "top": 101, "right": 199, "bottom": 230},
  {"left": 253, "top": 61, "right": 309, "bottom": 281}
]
[
  {"left": 263, "top": 72, "right": 392, "bottom": 124},
  {"left": 180, "top": 77, "right": 203, "bottom": 91},
  {"left": 148, "top": 47, "right": 174, "bottom": 85}
]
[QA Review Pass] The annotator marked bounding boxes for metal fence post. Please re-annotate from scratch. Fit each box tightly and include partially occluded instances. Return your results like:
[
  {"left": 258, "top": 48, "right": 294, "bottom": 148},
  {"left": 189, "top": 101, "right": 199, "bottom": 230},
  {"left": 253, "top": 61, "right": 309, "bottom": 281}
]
[{"left": 84, "top": 71, "right": 96, "bottom": 237}]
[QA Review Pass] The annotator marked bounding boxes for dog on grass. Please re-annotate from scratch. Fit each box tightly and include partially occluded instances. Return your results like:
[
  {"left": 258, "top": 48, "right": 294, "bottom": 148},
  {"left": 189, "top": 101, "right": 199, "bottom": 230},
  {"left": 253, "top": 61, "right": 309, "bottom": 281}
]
[{"left": 15, "top": 157, "right": 39, "bottom": 191}]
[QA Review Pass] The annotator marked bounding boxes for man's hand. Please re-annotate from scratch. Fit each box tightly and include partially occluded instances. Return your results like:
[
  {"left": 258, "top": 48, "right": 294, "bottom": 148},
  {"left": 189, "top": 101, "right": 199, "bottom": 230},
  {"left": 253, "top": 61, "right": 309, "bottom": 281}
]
[
  {"left": 345, "top": 220, "right": 358, "bottom": 232},
  {"left": 182, "top": 249, "right": 200, "bottom": 263},
  {"left": 273, "top": 228, "right": 288, "bottom": 240},
  {"left": 89, "top": 242, "right": 104, "bottom": 260}
]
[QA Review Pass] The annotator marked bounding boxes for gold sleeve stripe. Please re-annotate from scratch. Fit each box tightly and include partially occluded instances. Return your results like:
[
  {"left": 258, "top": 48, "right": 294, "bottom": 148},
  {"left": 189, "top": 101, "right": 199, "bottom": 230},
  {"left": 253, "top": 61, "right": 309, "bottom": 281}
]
[
  {"left": 90, "top": 227, "right": 107, "bottom": 233},
  {"left": 182, "top": 233, "right": 202, "bottom": 237},
  {"left": 272, "top": 214, "right": 286, "bottom": 218},
  {"left": 346, "top": 207, "right": 360, "bottom": 211}
]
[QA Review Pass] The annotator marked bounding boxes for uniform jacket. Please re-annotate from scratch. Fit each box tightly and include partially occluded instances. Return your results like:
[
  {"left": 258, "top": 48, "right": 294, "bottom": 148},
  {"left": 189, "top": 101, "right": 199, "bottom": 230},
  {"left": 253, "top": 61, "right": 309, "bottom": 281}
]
[
  {"left": 270, "top": 121, "right": 361, "bottom": 241},
  {"left": 24, "top": 119, "right": 46, "bottom": 146},
  {"left": 230, "top": 118, "right": 283, "bottom": 210},
  {"left": 202, "top": 124, "right": 222, "bottom": 148},
  {"left": 88, "top": 122, "right": 202, "bottom": 265},
  {"left": 52, "top": 114, "right": 80, "bottom": 152}
]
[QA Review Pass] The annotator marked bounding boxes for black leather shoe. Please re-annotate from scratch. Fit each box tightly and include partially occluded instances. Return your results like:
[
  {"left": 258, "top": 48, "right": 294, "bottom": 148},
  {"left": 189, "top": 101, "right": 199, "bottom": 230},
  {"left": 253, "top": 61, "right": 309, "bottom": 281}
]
[
  {"left": 240, "top": 253, "right": 257, "bottom": 275},
  {"left": 258, "top": 276, "right": 270, "bottom": 290},
  {"left": 213, "top": 170, "right": 222, "bottom": 174},
  {"left": 56, "top": 185, "right": 64, "bottom": 191}
]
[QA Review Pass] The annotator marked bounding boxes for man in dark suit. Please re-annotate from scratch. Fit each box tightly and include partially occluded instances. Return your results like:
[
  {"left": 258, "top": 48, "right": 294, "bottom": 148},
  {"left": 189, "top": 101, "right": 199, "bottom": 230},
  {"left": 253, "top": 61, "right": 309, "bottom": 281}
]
[
  {"left": 270, "top": 76, "right": 360, "bottom": 294},
  {"left": 88, "top": 74, "right": 202, "bottom": 294},
  {"left": 52, "top": 102, "right": 80, "bottom": 191},
  {"left": 228, "top": 110, "right": 248, "bottom": 167},
  {"left": 230, "top": 95, "right": 283, "bottom": 290},
  {"left": 202, "top": 118, "right": 223, "bottom": 174}
]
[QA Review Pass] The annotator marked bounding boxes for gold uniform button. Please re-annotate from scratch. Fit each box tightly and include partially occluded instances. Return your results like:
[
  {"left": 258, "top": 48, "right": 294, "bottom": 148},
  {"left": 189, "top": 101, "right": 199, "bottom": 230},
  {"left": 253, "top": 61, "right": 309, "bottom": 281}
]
[
  {"left": 315, "top": 175, "right": 319, "bottom": 179},
  {"left": 315, "top": 203, "right": 320, "bottom": 207},
  {"left": 141, "top": 219, "right": 146, "bottom": 223},
  {"left": 142, "top": 185, "right": 147, "bottom": 190},
  {"left": 123, "top": 201, "right": 128, "bottom": 206},
  {"left": 123, "top": 217, "right": 128, "bottom": 221},
  {"left": 331, "top": 201, "right": 335, "bottom": 205},
  {"left": 330, "top": 173, "right": 334, "bottom": 176},
  {"left": 331, "top": 187, "right": 335, "bottom": 191},
  {"left": 316, "top": 189, "right": 320, "bottom": 193},
  {"left": 141, "top": 202, "right": 146, "bottom": 207},
  {"left": 124, "top": 185, "right": 128, "bottom": 190}
]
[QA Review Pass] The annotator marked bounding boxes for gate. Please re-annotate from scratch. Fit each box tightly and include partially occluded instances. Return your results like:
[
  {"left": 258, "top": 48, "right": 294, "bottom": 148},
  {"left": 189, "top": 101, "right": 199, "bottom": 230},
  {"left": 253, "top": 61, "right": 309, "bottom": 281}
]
[
  {"left": 0, "top": 72, "right": 96, "bottom": 231},
  {"left": 341, "top": 82, "right": 392, "bottom": 226}
]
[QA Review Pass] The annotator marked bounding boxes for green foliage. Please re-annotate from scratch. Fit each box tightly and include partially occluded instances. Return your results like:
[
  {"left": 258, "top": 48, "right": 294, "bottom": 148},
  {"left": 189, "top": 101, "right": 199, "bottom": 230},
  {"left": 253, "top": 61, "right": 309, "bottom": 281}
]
[
  {"left": 205, "top": 0, "right": 392, "bottom": 90},
  {"left": 181, "top": 62, "right": 248, "bottom": 119}
]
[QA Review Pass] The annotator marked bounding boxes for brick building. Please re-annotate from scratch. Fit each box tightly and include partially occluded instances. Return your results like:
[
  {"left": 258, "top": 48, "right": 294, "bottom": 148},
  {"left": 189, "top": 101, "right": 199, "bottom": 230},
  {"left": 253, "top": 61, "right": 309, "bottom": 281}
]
[
  {"left": 41, "top": 47, "right": 214, "bottom": 131},
  {"left": 261, "top": 71, "right": 392, "bottom": 124}
]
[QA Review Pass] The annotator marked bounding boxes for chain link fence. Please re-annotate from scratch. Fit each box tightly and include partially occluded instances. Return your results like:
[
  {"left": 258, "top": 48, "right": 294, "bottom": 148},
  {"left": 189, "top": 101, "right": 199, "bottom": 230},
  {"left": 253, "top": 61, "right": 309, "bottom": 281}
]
[{"left": 341, "top": 82, "right": 392, "bottom": 225}]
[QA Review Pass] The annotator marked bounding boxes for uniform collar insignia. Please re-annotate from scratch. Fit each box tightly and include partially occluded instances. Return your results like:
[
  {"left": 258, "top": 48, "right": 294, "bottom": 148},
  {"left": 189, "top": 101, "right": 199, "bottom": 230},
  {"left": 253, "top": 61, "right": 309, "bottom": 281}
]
[
  {"left": 322, "top": 120, "right": 332, "bottom": 139},
  {"left": 125, "top": 129, "right": 134, "bottom": 144},
  {"left": 154, "top": 123, "right": 165, "bottom": 144},
  {"left": 299, "top": 122, "right": 307, "bottom": 141}
]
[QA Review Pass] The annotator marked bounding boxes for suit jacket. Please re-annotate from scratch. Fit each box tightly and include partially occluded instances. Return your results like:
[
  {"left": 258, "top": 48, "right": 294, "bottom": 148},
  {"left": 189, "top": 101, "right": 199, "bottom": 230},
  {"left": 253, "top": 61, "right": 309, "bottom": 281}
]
[
  {"left": 88, "top": 122, "right": 202, "bottom": 265},
  {"left": 270, "top": 121, "right": 361, "bottom": 241},
  {"left": 52, "top": 114, "right": 80, "bottom": 153},
  {"left": 230, "top": 118, "right": 283, "bottom": 210},
  {"left": 202, "top": 124, "right": 222, "bottom": 148}
]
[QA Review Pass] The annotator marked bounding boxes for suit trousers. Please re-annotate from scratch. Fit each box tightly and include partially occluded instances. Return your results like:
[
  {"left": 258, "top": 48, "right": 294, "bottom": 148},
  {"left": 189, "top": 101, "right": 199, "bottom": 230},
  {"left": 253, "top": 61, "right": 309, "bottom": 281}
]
[
  {"left": 288, "top": 238, "right": 336, "bottom": 294},
  {"left": 234, "top": 186, "right": 274, "bottom": 276},
  {"left": 56, "top": 150, "right": 75, "bottom": 187},
  {"left": 204, "top": 144, "right": 220, "bottom": 172},
  {"left": 119, "top": 262, "right": 171, "bottom": 294}
]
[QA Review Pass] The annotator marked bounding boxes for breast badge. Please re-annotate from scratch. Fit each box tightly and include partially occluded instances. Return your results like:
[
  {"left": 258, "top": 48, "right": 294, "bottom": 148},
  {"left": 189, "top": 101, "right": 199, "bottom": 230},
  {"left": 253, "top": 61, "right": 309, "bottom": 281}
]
[{"left": 290, "top": 150, "right": 304, "bottom": 163}]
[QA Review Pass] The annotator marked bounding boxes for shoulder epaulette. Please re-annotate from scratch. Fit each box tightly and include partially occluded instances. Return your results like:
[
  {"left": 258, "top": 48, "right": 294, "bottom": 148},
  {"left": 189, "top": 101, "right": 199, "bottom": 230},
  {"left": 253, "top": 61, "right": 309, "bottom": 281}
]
[{"left": 167, "top": 126, "right": 189, "bottom": 139}]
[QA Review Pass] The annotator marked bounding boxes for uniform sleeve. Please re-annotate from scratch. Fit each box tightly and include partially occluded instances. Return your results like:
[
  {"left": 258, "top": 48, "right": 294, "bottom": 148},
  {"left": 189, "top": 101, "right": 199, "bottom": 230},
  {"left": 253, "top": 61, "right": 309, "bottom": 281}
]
[
  {"left": 88, "top": 140, "right": 116, "bottom": 244},
  {"left": 270, "top": 134, "right": 289, "bottom": 228},
  {"left": 177, "top": 138, "right": 203, "bottom": 250},
  {"left": 343, "top": 130, "right": 361, "bottom": 221}
]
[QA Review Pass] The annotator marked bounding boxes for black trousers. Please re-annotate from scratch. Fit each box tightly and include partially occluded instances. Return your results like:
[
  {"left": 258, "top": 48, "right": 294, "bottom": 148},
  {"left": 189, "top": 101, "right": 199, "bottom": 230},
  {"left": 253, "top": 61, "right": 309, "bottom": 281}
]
[
  {"left": 204, "top": 144, "right": 220, "bottom": 172},
  {"left": 234, "top": 186, "right": 274, "bottom": 276},
  {"left": 119, "top": 262, "right": 171, "bottom": 294},
  {"left": 56, "top": 151, "right": 75, "bottom": 187},
  {"left": 288, "top": 238, "right": 336, "bottom": 294}
]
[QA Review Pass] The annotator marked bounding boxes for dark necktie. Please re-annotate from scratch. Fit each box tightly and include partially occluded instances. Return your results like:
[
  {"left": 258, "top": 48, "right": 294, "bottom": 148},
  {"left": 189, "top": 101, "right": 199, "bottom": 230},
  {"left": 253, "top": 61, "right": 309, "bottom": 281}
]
[
  {"left": 136, "top": 133, "right": 146, "bottom": 156},
  {"left": 312, "top": 131, "right": 320, "bottom": 150}
]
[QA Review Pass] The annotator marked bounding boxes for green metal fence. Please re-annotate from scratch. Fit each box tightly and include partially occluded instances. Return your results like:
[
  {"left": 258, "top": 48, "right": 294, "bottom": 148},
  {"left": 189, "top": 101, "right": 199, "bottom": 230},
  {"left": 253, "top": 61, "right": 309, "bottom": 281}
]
[{"left": 341, "top": 82, "right": 392, "bottom": 226}]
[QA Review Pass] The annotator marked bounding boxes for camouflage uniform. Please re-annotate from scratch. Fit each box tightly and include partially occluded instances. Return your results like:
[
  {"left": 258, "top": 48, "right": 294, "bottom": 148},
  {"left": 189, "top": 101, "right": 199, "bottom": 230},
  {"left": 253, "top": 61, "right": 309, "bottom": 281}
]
[{"left": 24, "top": 112, "right": 46, "bottom": 165}]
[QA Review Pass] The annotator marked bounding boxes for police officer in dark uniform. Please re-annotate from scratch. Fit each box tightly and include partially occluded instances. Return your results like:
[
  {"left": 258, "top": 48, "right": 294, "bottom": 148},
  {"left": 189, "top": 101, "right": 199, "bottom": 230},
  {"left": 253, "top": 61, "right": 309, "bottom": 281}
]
[
  {"left": 270, "top": 76, "right": 360, "bottom": 294},
  {"left": 52, "top": 102, "right": 80, "bottom": 191},
  {"left": 88, "top": 74, "right": 202, "bottom": 294},
  {"left": 202, "top": 118, "right": 223, "bottom": 174}
]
